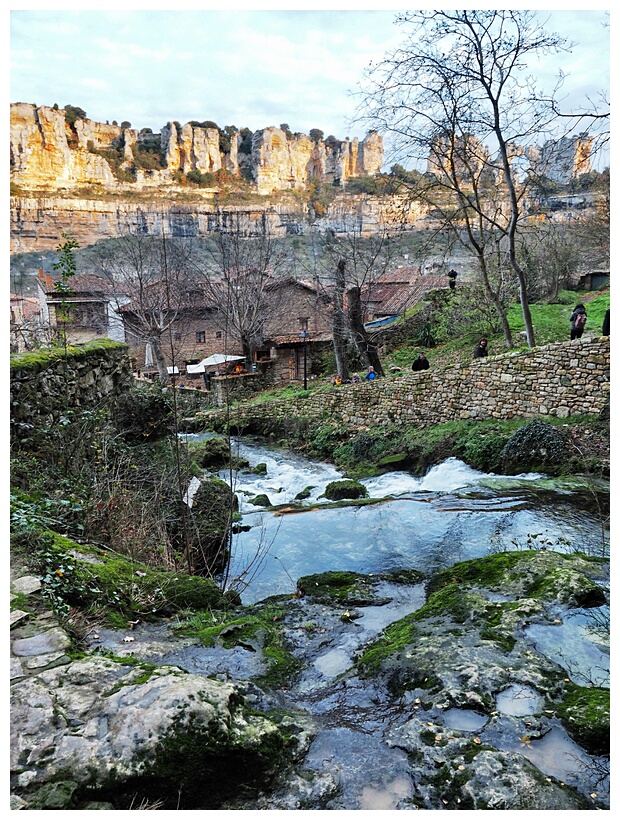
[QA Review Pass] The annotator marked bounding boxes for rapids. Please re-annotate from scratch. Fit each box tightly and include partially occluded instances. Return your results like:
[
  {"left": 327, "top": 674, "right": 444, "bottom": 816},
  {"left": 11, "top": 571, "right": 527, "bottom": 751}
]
[{"left": 185, "top": 436, "right": 608, "bottom": 604}]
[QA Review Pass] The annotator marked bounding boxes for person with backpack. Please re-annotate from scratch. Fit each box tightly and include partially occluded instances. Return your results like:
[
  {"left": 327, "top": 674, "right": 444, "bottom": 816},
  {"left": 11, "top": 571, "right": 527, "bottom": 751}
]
[{"left": 570, "top": 304, "right": 587, "bottom": 340}]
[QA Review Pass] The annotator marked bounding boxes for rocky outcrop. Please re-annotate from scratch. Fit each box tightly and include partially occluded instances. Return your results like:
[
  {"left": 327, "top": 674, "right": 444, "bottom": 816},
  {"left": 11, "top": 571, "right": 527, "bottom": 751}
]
[
  {"left": 162, "top": 121, "right": 228, "bottom": 175},
  {"left": 10, "top": 103, "right": 123, "bottom": 189},
  {"left": 251, "top": 127, "right": 383, "bottom": 194},
  {"left": 10, "top": 103, "right": 383, "bottom": 195},
  {"left": 10, "top": 192, "right": 422, "bottom": 253}
]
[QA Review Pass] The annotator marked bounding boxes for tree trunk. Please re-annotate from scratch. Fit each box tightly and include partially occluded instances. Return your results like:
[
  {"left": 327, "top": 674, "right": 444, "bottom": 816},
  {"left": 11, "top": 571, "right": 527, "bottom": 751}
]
[
  {"left": 332, "top": 259, "right": 350, "bottom": 379},
  {"left": 151, "top": 336, "right": 170, "bottom": 384},
  {"left": 347, "top": 285, "right": 385, "bottom": 375}
]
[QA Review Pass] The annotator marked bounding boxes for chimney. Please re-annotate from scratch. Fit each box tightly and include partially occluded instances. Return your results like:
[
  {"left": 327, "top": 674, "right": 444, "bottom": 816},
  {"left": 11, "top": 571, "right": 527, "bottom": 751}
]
[
  {"left": 46, "top": 273, "right": 54, "bottom": 288},
  {"left": 38, "top": 268, "right": 45, "bottom": 280}
]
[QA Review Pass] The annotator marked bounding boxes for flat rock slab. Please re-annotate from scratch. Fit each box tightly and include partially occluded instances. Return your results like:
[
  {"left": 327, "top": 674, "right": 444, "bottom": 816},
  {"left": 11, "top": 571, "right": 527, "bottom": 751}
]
[
  {"left": 12, "top": 627, "right": 72, "bottom": 657},
  {"left": 12, "top": 576, "right": 42, "bottom": 595},
  {"left": 10, "top": 610, "right": 30, "bottom": 629}
]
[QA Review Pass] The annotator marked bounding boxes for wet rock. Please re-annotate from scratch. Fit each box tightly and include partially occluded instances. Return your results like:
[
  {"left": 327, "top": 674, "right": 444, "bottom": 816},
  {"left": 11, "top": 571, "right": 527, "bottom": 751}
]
[
  {"left": 322, "top": 479, "right": 368, "bottom": 500},
  {"left": 10, "top": 653, "right": 289, "bottom": 809}
]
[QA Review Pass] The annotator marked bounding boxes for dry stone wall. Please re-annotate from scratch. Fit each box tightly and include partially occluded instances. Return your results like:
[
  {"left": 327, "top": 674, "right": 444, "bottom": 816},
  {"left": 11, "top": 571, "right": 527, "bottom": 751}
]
[
  {"left": 216, "top": 337, "right": 610, "bottom": 433},
  {"left": 10, "top": 342, "right": 134, "bottom": 434}
]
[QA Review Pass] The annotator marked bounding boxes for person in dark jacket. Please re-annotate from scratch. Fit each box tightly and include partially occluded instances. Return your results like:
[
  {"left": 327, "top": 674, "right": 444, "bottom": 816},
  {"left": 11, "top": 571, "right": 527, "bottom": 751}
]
[
  {"left": 411, "top": 353, "right": 430, "bottom": 371},
  {"left": 473, "top": 339, "right": 488, "bottom": 358},
  {"left": 570, "top": 304, "right": 587, "bottom": 340},
  {"left": 602, "top": 308, "right": 610, "bottom": 336}
]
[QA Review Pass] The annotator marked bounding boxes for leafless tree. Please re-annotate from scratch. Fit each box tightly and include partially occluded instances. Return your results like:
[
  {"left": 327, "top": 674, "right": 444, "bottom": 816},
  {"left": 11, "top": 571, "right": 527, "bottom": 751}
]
[
  {"left": 319, "top": 227, "right": 399, "bottom": 375},
  {"left": 193, "top": 230, "right": 294, "bottom": 363},
  {"left": 355, "top": 9, "right": 606, "bottom": 348},
  {"left": 95, "top": 233, "right": 198, "bottom": 383}
]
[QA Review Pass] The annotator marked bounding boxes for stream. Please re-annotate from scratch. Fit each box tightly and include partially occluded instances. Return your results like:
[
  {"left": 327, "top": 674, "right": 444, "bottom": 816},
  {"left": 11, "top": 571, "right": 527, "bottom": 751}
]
[
  {"left": 213, "top": 436, "right": 607, "bottom": 604},
  {"left": 96, "top": 435, "right": 609, "bottom": 809}
]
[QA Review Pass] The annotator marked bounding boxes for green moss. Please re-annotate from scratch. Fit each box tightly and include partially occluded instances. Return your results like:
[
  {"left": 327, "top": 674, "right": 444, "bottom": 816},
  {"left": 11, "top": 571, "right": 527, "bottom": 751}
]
[
  {"left": 322, "top": 479, "right": 368, "bottom": 500},
  {"left": 413, "top": 583, "right": 486, "bottom": 624},
  {"left": 478, "top": 626, "right": 516, "bottom": 653},
  {"left": 426, "top": 552, "right": 532, "bottom": 597},
  {"left": 177, "top": 605, "right": 302, "bottom": 689},
  {"left": 40, "top": 530, "right": 231, "bottom": 623},
  {"left": 357, "top": 612, "right": 418, "bottom": 672},
  {"left": 296, "top": 570, "right": 384, "bottom": 605},
  {"left": 10, "top": 339, "right": 127, "bottom": 373},
  {"left": 554, "top": 683, "right": 609, "bottom": 755}
]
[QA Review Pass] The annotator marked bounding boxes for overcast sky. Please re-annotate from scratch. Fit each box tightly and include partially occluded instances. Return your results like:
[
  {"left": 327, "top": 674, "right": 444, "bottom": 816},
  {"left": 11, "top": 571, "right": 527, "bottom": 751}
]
[{"left": 9, "top": 3, "right": 610, "bottom": 152}]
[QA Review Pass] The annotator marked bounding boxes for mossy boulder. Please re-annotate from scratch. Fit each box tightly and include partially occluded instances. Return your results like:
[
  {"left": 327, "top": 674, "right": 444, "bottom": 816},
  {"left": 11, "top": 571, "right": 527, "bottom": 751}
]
[
  {"left": 297, "top": 571, "right": 385, "bottom": 606},
  {"left": 201, "top": 435, "right": 250, "bottom": 471},
  {"left": 554, "top": 683, "right": 610, "bottom": 755},
  {"left": 249, "top": 494, "right": 272, "bottom": 507},
  {"left": 323, "top": 479, "right": 368, "bottom": 501},
  {"left": 185, "top": 476, "right": 237, "bottom": 575},
  {"left": 38, "top": 531, "right": 233, "bottom": 623},
  {"left": 201, "top": 435, "right": 232, "bottom": 469},
  {"left": 251, "top": 462, "right": 268, "bottom": 475},
  {"left": 500, "top": 419, "right": 568, "bottom": 474},
  {"left": 294, "top": 486, "right": 315, "bottom": 500}
]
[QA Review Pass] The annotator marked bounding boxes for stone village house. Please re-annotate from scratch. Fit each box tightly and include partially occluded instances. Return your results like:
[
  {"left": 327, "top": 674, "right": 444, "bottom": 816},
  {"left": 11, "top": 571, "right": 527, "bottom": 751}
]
[{"left": 33, "top": 268, "right": 334, "bottom": 388}]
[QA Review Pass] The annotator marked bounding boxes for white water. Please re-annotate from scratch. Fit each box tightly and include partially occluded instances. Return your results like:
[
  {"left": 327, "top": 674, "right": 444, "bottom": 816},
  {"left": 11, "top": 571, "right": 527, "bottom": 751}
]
[{"left": 182, "top": 436, "right": 607, "bottom": 605}]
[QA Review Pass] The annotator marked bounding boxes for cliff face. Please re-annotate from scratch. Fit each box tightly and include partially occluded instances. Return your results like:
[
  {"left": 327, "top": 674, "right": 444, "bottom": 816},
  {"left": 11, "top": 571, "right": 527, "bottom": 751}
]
[
  {"left": 10, "top": 103, "right": 383, "bottom": 195},
  {"left": 251, "top": 128, "right": 383, "bottom": 195},
  {"left": 10, "top": 192, "right": 421, "bottom": 254}
]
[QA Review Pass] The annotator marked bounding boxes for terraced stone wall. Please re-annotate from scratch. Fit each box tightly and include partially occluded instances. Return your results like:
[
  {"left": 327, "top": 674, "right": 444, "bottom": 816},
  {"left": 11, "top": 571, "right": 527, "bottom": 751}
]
[{"left": 215, "top": 336, "right": 610, "bottom": 433}]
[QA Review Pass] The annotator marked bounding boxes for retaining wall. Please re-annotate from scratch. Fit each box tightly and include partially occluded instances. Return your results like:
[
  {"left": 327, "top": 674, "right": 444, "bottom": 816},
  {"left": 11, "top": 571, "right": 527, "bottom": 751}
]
[
  {"left": 212, "top": 336, "right": 610, "bottom": 433},
  {"left": 10, "top": 342, "right": 134, "bottom": 434}
]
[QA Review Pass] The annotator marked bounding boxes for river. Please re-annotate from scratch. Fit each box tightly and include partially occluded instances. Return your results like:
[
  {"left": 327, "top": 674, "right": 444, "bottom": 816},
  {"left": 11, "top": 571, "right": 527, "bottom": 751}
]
[{"left": 193, "top": 436, "right": 608, "bottom": 604}]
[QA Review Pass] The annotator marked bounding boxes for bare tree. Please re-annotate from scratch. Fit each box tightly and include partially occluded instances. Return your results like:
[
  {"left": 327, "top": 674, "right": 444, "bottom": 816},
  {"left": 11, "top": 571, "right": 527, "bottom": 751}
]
[
  {"left": 95, "top": 233, "right": 198, "bottom": 383},
  {"left": 356, "top": 9, "right": 604, "bottom": 348},
  {"left": 320, "top": 227, "right": 398, "bottom": 375},
  {"left": 194, "top": 230, "right": 293, "bottom": 363}
]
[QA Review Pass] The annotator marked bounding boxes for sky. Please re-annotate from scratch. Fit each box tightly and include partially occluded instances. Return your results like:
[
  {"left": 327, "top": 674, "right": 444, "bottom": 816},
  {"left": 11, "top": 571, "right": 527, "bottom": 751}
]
[{"left": 8, "top": 3, "right": 611, "bottom": 159}]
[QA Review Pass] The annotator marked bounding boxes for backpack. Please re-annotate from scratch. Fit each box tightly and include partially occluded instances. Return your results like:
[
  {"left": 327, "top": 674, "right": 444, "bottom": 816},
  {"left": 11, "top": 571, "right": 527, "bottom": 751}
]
[{"left": 575, "top": 312, "right": 587, "bottom": 329}]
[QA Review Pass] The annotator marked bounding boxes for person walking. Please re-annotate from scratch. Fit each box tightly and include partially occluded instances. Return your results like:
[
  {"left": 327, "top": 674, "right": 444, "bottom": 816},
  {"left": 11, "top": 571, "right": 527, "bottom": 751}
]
[
  {"left": 473, "top": 338, "right": 488, "bottom": 358},
  {"left": 570, "top": 304, "right": 587, "bottom": 340},
  {"left": 411, "top": 353, "right": 430, "bottom": 371}
]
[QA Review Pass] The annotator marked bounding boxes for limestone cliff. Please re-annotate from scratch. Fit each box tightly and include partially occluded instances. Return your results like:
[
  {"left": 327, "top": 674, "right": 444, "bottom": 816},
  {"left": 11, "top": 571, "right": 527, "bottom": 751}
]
[
  {"left": 251, "top": 128, "right": 383, "bottom": 195},
  {"left": 10, "top": 103, "right": 383, "bottom": 195}
]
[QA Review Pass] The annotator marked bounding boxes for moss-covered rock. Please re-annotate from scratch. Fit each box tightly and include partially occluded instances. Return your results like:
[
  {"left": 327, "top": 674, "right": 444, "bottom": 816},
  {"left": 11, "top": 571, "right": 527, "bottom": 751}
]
[
  {"left": 201, "top": 435, "right": 232, "bottom": 469},
  {"left": 184, "top": 476, "right": 237, "bottom": 576},
  {"left": 322, "top": 479, "right": 368, "bottom": 501},
  {"left": 249, "top": 494, "right": 272, "bottom": 507},
  {"left": 554, "top": 683, "right": 610, "bottom": 755},
  {"left": 500, "top": 419, "right": 568, "bottom": 474},
  {"left": 36, "top": 531, "right": 233, "bottom": 624}
]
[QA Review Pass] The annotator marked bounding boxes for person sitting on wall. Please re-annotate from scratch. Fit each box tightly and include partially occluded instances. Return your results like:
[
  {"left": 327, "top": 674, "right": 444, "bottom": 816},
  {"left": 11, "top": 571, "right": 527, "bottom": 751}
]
[
  {"left": 333, "top": 375, "right": 343, "bottom": 386},
  {"left": 352, "top": 373, "right": 362, "bottom": 383},
  {"left": 411, "top": 353, "right": 430, "bottom": 371},
  {"left": 473, "top": 339, "right": 488, "bottom": 358},
  {"left": 365, "top": 366, "right": 377, "bottom": 381}
]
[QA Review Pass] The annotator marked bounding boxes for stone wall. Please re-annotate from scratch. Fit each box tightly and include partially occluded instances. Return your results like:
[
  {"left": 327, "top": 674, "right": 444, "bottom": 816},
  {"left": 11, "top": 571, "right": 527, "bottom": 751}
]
[
  {"left": 208, "top": 337, "right": 610, "bottom": 434},
  {"left": 10, "top": 341, "right": 134, "bottom": 434}
]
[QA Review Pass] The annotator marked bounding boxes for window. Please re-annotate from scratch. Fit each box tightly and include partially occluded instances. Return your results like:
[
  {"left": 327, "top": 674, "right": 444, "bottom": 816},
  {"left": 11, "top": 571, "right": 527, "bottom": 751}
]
[
  {"left": 196, "top": 331, "right": 205, "bottom": 343},
  {"left": 215, "top": 331, "right": 222, "bottom": 339}
]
